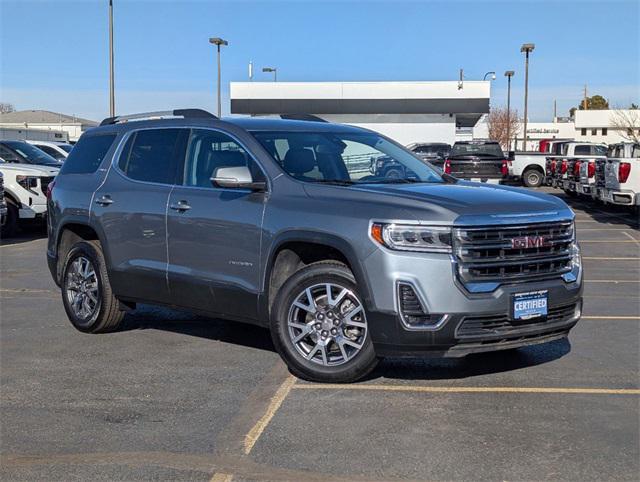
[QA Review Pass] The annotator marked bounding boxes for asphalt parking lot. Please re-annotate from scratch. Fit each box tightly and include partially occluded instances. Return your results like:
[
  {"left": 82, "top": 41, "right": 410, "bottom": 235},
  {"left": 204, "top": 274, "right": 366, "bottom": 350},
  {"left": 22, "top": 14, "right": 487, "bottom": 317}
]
[{"left": 1, "top": 188, "right": 638, "bottom": 481}]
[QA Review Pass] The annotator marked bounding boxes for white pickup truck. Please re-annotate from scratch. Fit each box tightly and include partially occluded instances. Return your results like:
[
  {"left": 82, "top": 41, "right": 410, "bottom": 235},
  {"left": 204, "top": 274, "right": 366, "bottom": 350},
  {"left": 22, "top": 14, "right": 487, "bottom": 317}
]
[
  {"left": 509, "top": 142, "right": 607, "bottom": 188},
  {"left": 601, "top": 142, "right": 640, "bottom": 207},
  {"left": 0, "top": 161, "right": 59, "bottom": 237}
]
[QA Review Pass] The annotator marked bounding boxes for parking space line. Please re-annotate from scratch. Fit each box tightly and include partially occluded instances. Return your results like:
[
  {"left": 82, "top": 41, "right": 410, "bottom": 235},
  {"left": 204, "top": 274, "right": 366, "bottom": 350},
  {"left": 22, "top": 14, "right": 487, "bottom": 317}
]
[
  {"left": 583, "top": 256, "right": 640, "bottom": 260},
  {"left": 582, "top": 316, "right": 640, "bottom": 320},
  {"left": 243, "top": 375, "right": 296, "bottom": 455},
  {"left": 622, "top": 231, "right": 640, "bottom": 246},
  {"left": 585, "top": 277, "right": 640, "bottom": 282},
  {"left": 210, "top": 473, "right": 233, "bottom": 482},
  {"left": 293, "top": 385, "right": 640, "bottom": 395}
]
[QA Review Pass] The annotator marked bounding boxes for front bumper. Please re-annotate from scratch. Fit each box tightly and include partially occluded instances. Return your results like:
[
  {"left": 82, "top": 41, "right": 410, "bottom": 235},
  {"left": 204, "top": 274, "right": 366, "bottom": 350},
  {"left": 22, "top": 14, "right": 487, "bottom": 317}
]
[{"left": 362, "top": 248, "right": 583, "bottom": 357}]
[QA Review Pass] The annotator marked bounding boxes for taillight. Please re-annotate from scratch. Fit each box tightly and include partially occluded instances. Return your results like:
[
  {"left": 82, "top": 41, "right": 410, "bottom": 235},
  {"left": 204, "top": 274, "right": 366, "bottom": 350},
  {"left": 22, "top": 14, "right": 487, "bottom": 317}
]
[
  {"left": 444, "top": 159, "right": 451, "bottom": 174},
  {"left": 619, "top": 162, "right": 631, "bottom": 183},
  {"left": 561, "top": 160, "right": 568, "bottom": 174},
  {"left": 550, "top": 160, "right": 557, "bottom": 174},
  {"left": 46, "top": 179, "right": 56, "bottom": 201},
  {"left": 588, "top": 161, "right": 595, "bottom": 178},
  {"left": 501, "top": 159, "right": 509, "bottom": 176},
  {"left": 574, "top": 161, "right": 581, "bottom": 176}
]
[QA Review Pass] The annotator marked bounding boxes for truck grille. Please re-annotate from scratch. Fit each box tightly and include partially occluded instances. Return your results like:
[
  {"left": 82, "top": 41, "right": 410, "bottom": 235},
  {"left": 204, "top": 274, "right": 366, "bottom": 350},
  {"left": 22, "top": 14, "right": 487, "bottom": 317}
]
[
  {"left": 453, "top": 221, "right": 574, "bottom": 286},
  {"left": 456, "top": 302, "right": 578, "bottom": 340},
  {"left": 39, "top": 176, "right": 55, "bottom": 196}
]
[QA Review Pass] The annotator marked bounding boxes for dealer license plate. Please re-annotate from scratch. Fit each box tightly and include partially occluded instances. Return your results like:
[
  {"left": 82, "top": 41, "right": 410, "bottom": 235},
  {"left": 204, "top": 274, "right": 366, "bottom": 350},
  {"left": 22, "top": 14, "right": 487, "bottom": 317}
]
[{"left": 513, "top": 290, "right": 548, "bottom": 321}]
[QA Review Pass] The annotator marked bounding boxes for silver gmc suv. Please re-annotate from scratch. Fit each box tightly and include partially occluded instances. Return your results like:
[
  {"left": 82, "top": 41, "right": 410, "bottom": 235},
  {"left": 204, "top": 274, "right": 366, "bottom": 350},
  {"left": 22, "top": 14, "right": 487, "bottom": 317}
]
[{"left": 47, "top": 110, "right": 583, "bottom": 382}]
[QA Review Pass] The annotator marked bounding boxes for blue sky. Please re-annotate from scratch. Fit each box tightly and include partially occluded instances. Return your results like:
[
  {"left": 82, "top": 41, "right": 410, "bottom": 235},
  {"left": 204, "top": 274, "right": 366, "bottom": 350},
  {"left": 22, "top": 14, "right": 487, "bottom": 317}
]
[{"left": 1, "top": 0, "right": 638, "bottom": 122}]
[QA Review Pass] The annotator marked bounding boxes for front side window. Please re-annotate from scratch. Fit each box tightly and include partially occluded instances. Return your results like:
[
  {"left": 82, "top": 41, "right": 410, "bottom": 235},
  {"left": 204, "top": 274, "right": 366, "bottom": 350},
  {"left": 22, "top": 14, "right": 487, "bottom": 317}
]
[
  {"left": 37, "top": 145, "right": 66, "bottom": 160},
  {"left": 251, "top": 131, "right": 444, "bottom": 184},
  {"left": 118, "top": 129, "right": 187, "bottom": 184},
  {"left": 182, "top": 129, "right": 263, "bottom": 188}
]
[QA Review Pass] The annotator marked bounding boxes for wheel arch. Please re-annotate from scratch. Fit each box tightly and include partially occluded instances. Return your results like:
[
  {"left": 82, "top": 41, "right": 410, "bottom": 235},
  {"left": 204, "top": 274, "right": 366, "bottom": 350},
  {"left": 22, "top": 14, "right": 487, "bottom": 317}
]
[
  {"left": 261, "top": 230, "right": 374, "bottom": 320},
  {"left": 53, "top": 221, "right": 108, "bottom": 285}
]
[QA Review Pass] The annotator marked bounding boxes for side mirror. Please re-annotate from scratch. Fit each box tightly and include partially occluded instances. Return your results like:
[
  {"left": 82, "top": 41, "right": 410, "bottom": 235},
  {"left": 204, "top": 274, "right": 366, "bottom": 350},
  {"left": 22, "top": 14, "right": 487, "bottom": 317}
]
[{"left": 211, "top": 166, "right": 266, "bottom": 191}]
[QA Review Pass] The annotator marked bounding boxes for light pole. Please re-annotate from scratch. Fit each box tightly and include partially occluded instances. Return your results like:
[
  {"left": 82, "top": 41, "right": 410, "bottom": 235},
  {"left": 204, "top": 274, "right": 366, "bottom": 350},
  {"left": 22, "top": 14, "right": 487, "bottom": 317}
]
[
  {"left": 262, "top": 67, "right": 277, "bottom": 82},
  {"left": 483, "top": 71, "right": 496, "bottom": 81},
  {"left": 108, "top": 0, "right": 115, "bottom": 117},
  {"left": 504, "top": 70, "right": 515, "bottom": 151},
  {"left": 209, "top": 37, "right": 228, "bottom": 117},
  {"left": 520, "top": 43, "right": 535, "bottom": 151}
]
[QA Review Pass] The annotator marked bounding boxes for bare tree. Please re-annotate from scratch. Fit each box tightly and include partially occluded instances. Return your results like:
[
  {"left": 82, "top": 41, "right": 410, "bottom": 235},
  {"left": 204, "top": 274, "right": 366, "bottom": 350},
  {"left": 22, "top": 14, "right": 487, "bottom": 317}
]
[
  {"left": 611, "top": 109, "right": 640, "bottom": 143},
  {"left": 487, "top": 107, "right": 520, "bottom": 151},
  {"left": 0, "top": 102, "right": 15, "bottom": 114}
]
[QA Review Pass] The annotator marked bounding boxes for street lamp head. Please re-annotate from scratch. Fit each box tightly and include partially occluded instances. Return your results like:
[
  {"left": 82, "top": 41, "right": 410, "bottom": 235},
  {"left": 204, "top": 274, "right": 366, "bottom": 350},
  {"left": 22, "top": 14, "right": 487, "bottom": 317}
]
[
  {"left": 209, "top": 37, "right": 228, "bottom": 46},
  {"left": 262, "top": 67, "right": 276, "bottom": 73},
  {"left": 520, "top": 43, "right": 535, "bottom": 53},
  {"left": 504, "top": 70, "right": 515, "bottom": 77}
]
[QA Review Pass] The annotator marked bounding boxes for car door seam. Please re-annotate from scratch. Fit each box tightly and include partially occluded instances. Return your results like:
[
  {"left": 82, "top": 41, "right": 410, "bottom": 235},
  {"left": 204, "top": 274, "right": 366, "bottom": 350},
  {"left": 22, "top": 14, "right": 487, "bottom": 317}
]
[{"left": 165, "top": 184, "right": 174, "bottom": 292}]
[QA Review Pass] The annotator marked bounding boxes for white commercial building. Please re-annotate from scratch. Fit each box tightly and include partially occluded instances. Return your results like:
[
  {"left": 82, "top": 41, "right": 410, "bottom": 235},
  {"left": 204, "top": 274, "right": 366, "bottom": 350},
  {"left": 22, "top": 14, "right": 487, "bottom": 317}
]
[
  {"left": 0, "top": 110, "right": 97, "bottom": 142},
  {"left": 230, "top": 81, "right": 491, "bottom": 146}
]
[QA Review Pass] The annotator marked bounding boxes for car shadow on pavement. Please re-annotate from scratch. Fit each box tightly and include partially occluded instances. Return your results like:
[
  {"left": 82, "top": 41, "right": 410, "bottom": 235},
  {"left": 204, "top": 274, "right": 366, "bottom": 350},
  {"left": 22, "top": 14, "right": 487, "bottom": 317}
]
[
  {"left": 0, "top": 226, "right": 47, "bottom": 246},
  {"left": 367, "top": 338, "right": 572, "bottom": 381},
  {"left": 548, "top": 192, "right": 639, "bottom": 229},
  {"left": 120, "top": 305, "right": 276, "bottom": 353}
]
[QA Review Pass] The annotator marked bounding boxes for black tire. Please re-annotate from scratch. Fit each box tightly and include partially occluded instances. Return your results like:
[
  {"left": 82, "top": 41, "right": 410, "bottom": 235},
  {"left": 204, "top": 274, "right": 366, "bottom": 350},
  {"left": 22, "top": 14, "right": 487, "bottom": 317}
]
[
  {"left": 61, "top": 240, "right": 124, "bottom": 333},
  {"left": 522, "top": 168, "right": 543, "bottom": 188},
  {"left": 1, "top": 199, "right": 18, "bottom": 239},
  {"left": 384, "top": 168, "right": 403, "bottom": 179},
  {"left": 271, "top": 261, "right": 378, "bottom": 383}
]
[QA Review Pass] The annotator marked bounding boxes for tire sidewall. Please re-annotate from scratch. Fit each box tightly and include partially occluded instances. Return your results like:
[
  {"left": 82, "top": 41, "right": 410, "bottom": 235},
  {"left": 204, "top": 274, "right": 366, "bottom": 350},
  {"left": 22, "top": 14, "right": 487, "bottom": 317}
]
[
  {"left": 271, "top": 263, "right": 377, "bottom": 383},
  {"left": 1, "top": 200, "right": 18, "bottom": 238},
  {"left": 61, "top": 241, "right": 106, "bottom": 333}
]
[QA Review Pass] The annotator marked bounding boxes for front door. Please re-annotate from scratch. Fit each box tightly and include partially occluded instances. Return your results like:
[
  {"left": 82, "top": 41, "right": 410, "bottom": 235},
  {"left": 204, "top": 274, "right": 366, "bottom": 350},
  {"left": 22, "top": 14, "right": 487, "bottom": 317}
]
[{"left": 167, "top": 128, "right": 267, "bottom": 320}]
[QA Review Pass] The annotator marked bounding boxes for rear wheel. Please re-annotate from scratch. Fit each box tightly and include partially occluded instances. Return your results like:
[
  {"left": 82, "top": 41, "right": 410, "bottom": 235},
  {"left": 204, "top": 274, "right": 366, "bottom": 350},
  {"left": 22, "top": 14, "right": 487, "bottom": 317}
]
[
  {"left": 522, "top": 168, "right": 543, "bottom": 188},
  {"left": 61, "top": 240, "right": 124, "bottom": 333},
  {"left": 271, "top": 261, "right": 378, "bottom": 383},
  {"left": 384, "top": 168, "right": 403, "bottom": 179}
]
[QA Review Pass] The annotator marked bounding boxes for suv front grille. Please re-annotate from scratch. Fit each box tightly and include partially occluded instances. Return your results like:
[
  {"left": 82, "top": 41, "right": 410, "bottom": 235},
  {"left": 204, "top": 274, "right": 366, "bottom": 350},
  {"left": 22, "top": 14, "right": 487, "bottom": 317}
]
[
  {"left": 453, "top": 221, "right": 574, "bottom": 285},
  {"left": 456, "top": 302, "right": 578, "bottom": 340}
]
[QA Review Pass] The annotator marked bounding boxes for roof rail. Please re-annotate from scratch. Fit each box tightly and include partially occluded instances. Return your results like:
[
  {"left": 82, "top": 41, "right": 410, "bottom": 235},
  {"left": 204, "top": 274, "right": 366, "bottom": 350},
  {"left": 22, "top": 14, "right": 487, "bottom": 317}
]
[
  {"left": 279, "top": 114, "right": 327, "bottom": 123},
  {"left": 99, "top": 109, "right": 217, "bottom": 126}
]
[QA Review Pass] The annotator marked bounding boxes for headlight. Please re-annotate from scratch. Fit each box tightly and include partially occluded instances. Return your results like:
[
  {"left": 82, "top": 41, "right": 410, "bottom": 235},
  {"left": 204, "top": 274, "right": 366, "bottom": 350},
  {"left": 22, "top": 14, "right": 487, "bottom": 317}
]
[
  {"left": 16, "top": 175, "right": 38, "bottom": 193},
  {"left": 371, "top": 223, "right": 452, "bottom": 253}
]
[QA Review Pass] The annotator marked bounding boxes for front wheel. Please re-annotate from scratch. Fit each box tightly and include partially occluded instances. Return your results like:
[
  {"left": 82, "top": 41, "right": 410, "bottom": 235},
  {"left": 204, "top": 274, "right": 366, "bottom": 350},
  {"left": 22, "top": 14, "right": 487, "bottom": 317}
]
[{"left": 271, "top": 261, "right": 378, "bottom": 383}]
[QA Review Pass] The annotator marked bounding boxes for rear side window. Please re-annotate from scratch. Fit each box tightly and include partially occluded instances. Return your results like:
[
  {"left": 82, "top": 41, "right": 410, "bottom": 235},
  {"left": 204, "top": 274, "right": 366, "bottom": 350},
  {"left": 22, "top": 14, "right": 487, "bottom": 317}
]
[
  {"left": 574, "top": 145, "right": 590, "bottom": 155},
  {"left": 118, "top": 129, "right": 187, "bottom": 184},
  {"left": 60, "top": 134, "right": 117, "bottom": 174}
]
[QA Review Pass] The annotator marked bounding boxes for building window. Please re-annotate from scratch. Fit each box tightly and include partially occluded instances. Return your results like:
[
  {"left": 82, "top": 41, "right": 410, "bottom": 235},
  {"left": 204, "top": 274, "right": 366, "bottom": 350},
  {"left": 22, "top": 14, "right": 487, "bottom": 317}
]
[
  {"left": 602, "top": 128, "right": 608, "bottom": 136},
  {"left": 581, "top": 128, "right": 587, "bottom": 136},
  {"left": 591, "top": 128, "right": 597, "bottom": 135}
]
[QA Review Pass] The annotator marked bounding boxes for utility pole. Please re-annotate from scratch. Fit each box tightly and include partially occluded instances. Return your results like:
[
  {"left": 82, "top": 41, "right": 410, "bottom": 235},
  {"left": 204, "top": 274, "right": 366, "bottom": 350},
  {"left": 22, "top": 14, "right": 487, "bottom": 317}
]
[
  {"left": 553, "top": 99, "right": 557, "bottom": 120},
  {"left": 520, "top": 43, "right": 535, "bottom": 151},
  {"left": 505, "top": 70, "right": 515, "bottom": 151},
  {"left": 458, "top": 68, "right": 464, "bottom": 90},
  {"left": 108, "top": 0, "right": 115, "bottom": 117},
  {"left": 583, "top": 85, "right": 588, "bottom": 110},
  {"left": 209, "top": 37, "right": 228, "bottom": 118}
]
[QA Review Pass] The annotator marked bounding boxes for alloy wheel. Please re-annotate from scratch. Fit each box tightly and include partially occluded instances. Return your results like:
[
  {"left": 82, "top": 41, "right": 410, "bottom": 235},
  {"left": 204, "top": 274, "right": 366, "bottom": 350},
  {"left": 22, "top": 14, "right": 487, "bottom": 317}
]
[{"left": 65, "top": 256, "right": 99, "bottom": 321}]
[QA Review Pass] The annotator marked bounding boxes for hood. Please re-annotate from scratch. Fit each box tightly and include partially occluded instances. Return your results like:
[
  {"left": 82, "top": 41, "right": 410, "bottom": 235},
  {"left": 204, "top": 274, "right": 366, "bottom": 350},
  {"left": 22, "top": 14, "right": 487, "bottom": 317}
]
[
  {"left": 303, "top": 180, "right": 573, "bottom": 226},
  {"left": 0, "top": 162, "right": 60, "bottom": 177}
]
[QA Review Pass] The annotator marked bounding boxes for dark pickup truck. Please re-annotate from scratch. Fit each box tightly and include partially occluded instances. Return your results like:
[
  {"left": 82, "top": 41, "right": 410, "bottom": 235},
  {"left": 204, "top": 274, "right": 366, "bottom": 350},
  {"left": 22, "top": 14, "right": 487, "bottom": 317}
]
[{"left": 445, "top": 141, "right": 508, "bottom": 183}]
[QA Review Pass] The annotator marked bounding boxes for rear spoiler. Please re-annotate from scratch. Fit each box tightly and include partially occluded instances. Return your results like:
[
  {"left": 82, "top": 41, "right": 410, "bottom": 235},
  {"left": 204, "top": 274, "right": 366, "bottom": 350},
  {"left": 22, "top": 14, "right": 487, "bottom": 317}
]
[{"left": 100, "top": 109, "right": 217, "bottom": 126}]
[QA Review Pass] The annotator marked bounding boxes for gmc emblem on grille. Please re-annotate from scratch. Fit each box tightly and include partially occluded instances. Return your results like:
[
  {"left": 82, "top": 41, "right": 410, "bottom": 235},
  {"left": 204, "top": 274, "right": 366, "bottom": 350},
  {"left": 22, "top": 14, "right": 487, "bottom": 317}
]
[{"left": 511, "top": 235, "right": 551, "bottom": 249}]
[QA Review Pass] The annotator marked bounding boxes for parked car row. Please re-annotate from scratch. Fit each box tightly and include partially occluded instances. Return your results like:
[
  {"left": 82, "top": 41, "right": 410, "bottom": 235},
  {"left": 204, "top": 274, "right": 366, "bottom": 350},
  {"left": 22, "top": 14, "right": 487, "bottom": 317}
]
[
  {"left": 544, "top": 142, "right": 639, "bottom": 208},
  {"left": 0, "top": 139, "right": 72, "bottom": 237}
]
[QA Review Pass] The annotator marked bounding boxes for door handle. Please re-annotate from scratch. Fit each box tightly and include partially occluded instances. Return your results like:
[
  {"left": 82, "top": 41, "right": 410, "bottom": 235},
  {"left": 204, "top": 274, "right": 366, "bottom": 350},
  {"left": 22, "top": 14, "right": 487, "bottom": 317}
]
[
  {"left": 95, "top": 195, "right": 113, "bottom": 206},
  {"left": 169, "top": 200, "right": 191, "bottom": 212}
]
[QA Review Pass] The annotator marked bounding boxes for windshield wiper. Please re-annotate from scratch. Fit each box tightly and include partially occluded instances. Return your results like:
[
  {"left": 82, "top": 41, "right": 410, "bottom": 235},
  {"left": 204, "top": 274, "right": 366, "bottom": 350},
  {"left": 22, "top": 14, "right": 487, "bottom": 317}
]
[{"left": 309, "top": 179, "right": 356, "bottom": 186}]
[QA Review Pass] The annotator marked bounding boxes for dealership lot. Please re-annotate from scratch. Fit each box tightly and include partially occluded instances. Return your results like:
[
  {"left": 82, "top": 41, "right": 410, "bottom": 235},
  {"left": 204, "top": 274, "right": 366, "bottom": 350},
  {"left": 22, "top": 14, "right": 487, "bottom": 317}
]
[{"left": 1, "top": 189, "right": 638, "bottom": 481}]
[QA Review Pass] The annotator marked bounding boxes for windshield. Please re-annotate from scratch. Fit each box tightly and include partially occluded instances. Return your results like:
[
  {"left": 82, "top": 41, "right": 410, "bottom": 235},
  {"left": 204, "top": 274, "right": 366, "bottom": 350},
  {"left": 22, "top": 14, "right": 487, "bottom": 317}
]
[
  {"left": 450, "top": 143, "right": 504, "bottom": 158},
  {"left": 1, "top": 141, "right": 60, "bottom": 166},
  {"left": 251, "top": 131, "right": 445, "bottom": 184}
]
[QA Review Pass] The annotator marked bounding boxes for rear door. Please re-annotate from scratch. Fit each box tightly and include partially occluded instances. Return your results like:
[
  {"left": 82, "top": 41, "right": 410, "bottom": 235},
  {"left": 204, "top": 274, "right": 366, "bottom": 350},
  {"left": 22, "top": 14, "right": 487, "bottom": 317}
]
[
  {"left": 92, "top": 128, "right": 189, "bottom": 303},
  {"left": 166, "top": 128, "right": 267, "bottom": 320}
]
